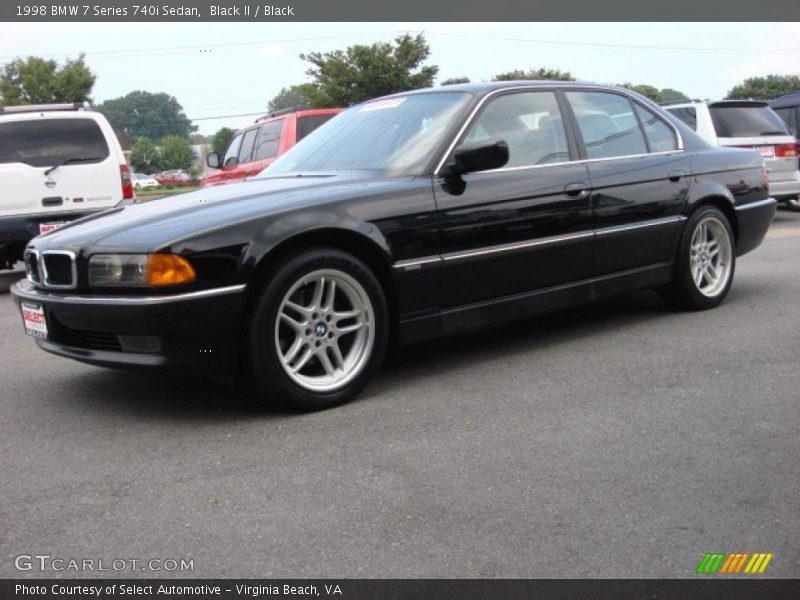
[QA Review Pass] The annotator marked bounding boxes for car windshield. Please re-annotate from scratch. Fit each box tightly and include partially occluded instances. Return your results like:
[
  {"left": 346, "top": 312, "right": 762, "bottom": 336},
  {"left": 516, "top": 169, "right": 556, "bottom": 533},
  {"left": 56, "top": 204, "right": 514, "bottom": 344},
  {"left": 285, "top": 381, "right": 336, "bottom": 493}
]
[
  {"left": 709, "top": 104, "right": 790, "bottom": 137},
  {"left": 265, "top": 92, "right": 473, "bottom": 177}
]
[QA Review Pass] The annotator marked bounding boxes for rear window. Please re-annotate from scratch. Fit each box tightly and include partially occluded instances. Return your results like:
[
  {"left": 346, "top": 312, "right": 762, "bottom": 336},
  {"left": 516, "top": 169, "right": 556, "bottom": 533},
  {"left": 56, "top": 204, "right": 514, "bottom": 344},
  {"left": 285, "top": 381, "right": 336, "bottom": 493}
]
[
  {"left": 297, "top": 114, "right": 336, "bottom": 141},
  {"left": 666, "top": 106, "right": 697, "bottom": 131},
  {"left": 0, "top": 118, "right": 109, "bottom": 167},
  {"left": 709, "top": 105, "right": 790, "bottom": 138}
]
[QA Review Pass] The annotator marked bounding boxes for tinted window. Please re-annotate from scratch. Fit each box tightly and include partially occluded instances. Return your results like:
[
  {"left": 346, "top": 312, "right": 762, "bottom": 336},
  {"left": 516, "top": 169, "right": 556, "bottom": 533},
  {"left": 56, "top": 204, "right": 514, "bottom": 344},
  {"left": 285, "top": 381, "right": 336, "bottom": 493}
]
[
  {"left": 666, "top": 107, "right": 697, "bottom": 131},
  {"left": 709, "top": 104, "right": 790, "bottom": 137},
  {"left": 462, "top": 91, "right": 569, "bottom": 168},
  {"left": 0, "top": 118, "right": 109, "bottom": 167},
  {"left": 223, "top": 133, "right": 243, "bottom": 166},
  {"left": 567, "top": 91, "right": 647, "bottom": 159},
  {"left": 253, "top": 119, "right": 283, "bottom": 161},
  {"left": 268, "top": 92, "right": 472, "bottom": 177},
  {"left": 774, "top": 107, "right": 796, "bottom": 134},
  {"left": 297, "top": 114, "right": 336, "bottom": 141},
  {"left": 238, "top": 127, "right": 259, "bottom": 163},
  {"left": 634, "top": 104, "right": 678, "bottom": 152}
]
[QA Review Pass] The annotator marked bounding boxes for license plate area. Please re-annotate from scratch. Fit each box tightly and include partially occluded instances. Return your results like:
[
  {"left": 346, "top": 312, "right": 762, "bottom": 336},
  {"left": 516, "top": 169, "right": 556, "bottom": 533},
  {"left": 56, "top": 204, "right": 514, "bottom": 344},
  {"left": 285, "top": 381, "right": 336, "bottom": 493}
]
[
  {"left": 758, "top": 146, "right": 775, "bottom": 158},
  {"left": 39, "top": 222, "right": 67, "bottom": 235},
  {"left": 21, "top": 302, "right": 48, "bottom": 339}
]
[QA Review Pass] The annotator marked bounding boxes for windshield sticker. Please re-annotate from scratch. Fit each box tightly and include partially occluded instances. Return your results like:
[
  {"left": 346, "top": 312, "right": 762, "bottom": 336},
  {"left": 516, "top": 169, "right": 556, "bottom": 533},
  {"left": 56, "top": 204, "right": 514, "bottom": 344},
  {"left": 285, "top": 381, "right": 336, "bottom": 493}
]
[{"left": 359, "top": 98, "right": 406, "bottom": 112}]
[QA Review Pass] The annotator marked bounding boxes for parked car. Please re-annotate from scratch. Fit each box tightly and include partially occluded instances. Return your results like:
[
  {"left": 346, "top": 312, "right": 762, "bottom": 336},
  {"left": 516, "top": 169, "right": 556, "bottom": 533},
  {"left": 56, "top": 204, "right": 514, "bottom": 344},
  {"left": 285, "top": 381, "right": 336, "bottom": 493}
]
[
  {"left": 665, "top": 100, "right": 800, "bottom": 211},
  {"left": 0, "top": 102, "right": 133, "bottom": 270},
  {"left": 132, "top": 172, "right": 160, "bottom": 190},
  {"left": 201, "top": 108, "right": 343, "bottom": 187},
  {"left": 12, "top": 82, "right": 776, "bottom": 410},
  {"left": 155, "top": 170, "right": 192, "bottom": 186},
  {"left": 770, "top": 92, "right": 800, "bottom": 137}
]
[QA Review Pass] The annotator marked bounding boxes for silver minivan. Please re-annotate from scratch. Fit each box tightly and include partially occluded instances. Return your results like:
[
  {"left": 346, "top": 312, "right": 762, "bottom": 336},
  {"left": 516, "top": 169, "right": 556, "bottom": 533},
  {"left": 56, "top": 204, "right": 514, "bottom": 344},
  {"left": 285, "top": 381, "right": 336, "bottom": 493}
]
[{"left": 666, "top": 100, "right": 800, "bottom": 211}]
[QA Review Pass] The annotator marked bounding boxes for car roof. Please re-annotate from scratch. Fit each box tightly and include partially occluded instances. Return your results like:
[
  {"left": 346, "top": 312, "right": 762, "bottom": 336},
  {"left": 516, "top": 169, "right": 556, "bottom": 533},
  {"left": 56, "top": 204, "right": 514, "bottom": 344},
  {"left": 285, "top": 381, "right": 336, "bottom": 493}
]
[
  {"left": 770, "top": 92, "right": 800, "bottom": 109},
  {"left": 383, "top": 80, "right": 640, "bottom": 98}
]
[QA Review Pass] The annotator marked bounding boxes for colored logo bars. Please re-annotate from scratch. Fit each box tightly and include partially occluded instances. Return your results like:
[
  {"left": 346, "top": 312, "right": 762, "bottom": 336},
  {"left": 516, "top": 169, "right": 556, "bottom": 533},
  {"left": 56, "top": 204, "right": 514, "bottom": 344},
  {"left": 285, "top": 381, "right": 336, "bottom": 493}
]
[{"left": 696, "top": 552, "right": 773, "bottom": 574}]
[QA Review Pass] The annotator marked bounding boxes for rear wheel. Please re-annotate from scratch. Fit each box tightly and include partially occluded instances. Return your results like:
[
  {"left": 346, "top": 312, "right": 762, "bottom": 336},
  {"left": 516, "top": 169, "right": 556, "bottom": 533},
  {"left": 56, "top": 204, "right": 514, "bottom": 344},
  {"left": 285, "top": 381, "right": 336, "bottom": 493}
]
[
  {"left": 784, "top": 197, "right": 800, "bottom": 212},
  {"left": 247, "top": 248, "right": 389, "bottom": 410},
  {"left": 660, "top": 206, "right": 735, "bottom": 310}
]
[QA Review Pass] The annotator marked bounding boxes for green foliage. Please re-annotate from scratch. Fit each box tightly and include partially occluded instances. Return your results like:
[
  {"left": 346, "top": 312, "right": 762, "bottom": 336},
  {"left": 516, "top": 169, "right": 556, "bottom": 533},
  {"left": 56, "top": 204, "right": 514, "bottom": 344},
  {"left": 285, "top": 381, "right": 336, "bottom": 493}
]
[
  {"left": 620, "top": 83, "right": 664, "bottom": 103},
  {"left": 96, "top": 91, "right": 196, "bottom": 140},
  {"left": 267, "top": 83, "right": 319, "bottom": 112},
  {"left": 211, "top": 127, "right": 235, "bottom": 156},
  {"left": 159, "top": 135, "right": 194, "bottom": 170},
  {"left": 726, "top": 75, "right": 800, "bottom": 100},
  {"left": 660, "top": 88, "right": 690, "bottom": 104},
  {"left": 130, "top": 137, "right": 160, "bottom": 173},
  {"left": 275, "top": 34, "right": 438, "bottom": 108},
  {"left": 440, "top": 76, "right": 471, "bottom": 86},
  {"left": 0, "top": 54, "right": 95, "bottom": 105},
  {"left": 493, "top": 68, "right": 575, "bottom": 82}
]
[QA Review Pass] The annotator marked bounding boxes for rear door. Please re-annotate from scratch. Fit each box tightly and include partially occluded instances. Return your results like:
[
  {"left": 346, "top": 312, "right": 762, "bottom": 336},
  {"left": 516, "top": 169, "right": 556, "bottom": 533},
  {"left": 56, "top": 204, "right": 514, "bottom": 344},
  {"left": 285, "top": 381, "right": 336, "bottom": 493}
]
[
  {"left": 564, "top": 90, "right": 690, "bottom": 275},
  {"left": 435, "top": 89, "right": 593, "bottom": 307},
  {"left": 0, "top": 116, "right": 119, "bottom": 218}
]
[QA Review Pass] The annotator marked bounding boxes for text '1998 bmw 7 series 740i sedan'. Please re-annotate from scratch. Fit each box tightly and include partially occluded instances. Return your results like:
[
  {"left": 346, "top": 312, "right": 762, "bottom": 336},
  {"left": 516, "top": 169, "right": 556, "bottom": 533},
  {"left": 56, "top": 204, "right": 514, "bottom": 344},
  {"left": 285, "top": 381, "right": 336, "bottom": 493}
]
[{"left": 12, "top": 82, "right": 777, "bottom": 410}]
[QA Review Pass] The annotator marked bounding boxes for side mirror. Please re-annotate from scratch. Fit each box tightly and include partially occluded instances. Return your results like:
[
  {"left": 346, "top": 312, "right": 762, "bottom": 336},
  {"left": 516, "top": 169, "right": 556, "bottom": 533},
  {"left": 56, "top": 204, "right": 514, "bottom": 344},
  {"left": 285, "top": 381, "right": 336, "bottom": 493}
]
[
  {"left": 206, "top": 152, "right": 221, "bottom": 169},
  {"left": 446, "top": 140, "right": 509, "bottom": 177}
]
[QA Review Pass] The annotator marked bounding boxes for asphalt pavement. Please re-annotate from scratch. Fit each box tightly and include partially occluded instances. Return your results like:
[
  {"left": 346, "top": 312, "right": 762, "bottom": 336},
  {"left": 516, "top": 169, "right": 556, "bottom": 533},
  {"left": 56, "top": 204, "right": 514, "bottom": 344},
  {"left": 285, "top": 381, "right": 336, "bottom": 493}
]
[{"left": 1, "top": 210, "right": 798, "bottom": 578}]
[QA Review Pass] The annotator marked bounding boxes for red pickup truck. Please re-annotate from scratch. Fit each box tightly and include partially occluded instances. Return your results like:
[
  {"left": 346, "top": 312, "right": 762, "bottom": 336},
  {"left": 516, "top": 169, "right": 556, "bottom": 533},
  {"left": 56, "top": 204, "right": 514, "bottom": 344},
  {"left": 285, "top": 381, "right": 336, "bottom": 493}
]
[{"left": 202, "top": 107, "right": 342, "bottom": 187}]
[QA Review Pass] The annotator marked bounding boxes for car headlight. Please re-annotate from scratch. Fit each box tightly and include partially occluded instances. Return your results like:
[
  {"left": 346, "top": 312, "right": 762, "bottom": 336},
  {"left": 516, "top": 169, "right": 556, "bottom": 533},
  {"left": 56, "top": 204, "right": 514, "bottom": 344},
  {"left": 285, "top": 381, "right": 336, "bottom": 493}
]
[{"left": 88, "top": 254, "right": 196, "bottom": 287}]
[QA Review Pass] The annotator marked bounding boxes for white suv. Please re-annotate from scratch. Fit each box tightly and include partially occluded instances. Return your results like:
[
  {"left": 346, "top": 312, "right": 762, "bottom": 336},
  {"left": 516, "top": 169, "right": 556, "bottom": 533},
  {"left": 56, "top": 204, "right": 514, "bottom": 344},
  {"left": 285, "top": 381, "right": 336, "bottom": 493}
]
[
  {"left": 0, "top": 103, "right": 133, "bottom": 269},
  {"left": 665, "top": 100, "right": 800, "bottom": 211}
]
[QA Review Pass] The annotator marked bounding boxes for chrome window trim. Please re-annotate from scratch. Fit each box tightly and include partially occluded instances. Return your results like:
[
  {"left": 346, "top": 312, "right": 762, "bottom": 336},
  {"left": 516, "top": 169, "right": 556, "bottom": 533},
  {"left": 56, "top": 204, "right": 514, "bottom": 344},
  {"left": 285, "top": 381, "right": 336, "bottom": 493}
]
[
  {"left": 11, "top": 282, "right": 246, "bottom": 306},
  {"left": 392, "top": 215, "right": 686, "bottom": 270},
  {"left": 433, "top": 84, "right": 685, "bottom": 176},
  {"left": 734, "top": 197, "right": 777, "bottom": 211},
  {"left": 40, "top": 249, "right": 78, "bottom": 290}
]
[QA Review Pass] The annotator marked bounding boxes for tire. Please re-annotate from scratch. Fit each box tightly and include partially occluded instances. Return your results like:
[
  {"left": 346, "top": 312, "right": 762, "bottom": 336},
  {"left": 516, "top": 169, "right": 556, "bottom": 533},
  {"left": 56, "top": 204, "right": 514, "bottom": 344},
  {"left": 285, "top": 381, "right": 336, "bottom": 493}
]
[
  {"left": 784, "top": 197, "right": 800, "bottom": 212},
  {"left": 247, "top": 247, "right": 389, "bottom": 411},
  {"left": 660, "top": 205, "right": 736, "bottom": 310}
]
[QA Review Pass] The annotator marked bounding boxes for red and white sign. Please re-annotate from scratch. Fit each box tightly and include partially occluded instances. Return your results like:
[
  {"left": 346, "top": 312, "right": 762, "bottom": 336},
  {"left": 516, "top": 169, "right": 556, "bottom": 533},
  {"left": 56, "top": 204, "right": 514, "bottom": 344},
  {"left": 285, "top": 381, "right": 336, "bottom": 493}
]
[
  {"left": 21, "top": 303, "right": 48, "bottom": 339},
  {"left": 39, "top": 222, "right": 67, "bottom": 235}
]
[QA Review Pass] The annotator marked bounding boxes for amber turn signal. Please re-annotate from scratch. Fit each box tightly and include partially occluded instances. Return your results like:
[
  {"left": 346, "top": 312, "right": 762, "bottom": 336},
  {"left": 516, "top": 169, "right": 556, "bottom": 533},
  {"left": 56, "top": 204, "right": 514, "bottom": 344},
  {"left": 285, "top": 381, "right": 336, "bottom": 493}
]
[{"left": 147, "top": 254, "right": 196, "bottom": 287}]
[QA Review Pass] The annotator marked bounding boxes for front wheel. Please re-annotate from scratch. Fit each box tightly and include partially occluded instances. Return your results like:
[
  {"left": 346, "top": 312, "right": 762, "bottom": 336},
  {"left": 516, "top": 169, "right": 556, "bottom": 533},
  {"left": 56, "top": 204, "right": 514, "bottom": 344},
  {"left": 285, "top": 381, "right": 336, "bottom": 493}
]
[
  {"left": 247, "top": 248, "right": 389, "bottom": 411},
  {"left": 660, "top": 206, "right": 735, "bottom": 310}
]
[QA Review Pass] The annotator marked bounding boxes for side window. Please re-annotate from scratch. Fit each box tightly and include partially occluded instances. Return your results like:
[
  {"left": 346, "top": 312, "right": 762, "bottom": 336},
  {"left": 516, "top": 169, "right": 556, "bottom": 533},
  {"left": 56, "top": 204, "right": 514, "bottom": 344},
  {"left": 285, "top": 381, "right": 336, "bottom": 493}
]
[
  {"left": 253, "top": 119, "right": 284, "bottom": 161},
  {"left": 666, "top": 107, "right": 698, "bottom": 131},
  {"left": 238, "top": 127, "right": 260, "bottom": 164},
  {"left": 634, "top": 104, "right": 678, "bottom": 152},
  {"left": 223, "top": 133, "right": 243, "bottom": 166},
  {"left": 461, "top": 91, "right": 569, "bottom": 168},
  {"left": 566, "top": 91, "right": 647, "bottom": 159}
]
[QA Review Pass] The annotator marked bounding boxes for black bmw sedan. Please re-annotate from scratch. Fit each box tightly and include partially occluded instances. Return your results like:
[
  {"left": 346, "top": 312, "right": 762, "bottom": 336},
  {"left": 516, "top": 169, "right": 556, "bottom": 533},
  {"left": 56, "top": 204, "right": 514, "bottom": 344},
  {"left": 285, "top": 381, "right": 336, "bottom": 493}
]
[{"left": 12, "top": 82, "right": 776, "bottom": 410}]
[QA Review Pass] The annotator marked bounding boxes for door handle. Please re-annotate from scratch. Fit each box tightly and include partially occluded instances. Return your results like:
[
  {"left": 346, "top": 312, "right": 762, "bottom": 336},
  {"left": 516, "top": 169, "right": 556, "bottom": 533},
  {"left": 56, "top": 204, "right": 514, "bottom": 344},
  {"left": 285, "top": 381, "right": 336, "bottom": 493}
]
[
  {"left": 563, "top": 182, "right": 589, "bottom": 199},
  {"left": 668, "top": 170, "right": 684, "bottom": 183}
]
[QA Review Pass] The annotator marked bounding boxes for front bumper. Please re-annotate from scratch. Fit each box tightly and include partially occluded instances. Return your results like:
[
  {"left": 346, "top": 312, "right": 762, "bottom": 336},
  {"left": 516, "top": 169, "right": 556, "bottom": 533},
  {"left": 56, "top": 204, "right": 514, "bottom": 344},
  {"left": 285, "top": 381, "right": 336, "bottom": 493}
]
[
  {"left": 734, "top": 197, "right": 777, "bottom": 257},
  {"left": 10, "top": 279, "right": 247, "bottom": 375}
]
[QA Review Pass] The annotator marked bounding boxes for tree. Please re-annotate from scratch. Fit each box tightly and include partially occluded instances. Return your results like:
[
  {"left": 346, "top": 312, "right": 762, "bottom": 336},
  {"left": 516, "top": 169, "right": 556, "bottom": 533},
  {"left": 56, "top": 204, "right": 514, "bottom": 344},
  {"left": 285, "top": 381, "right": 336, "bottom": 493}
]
[
  {"left": 159, "top": 135, "right": 193, "bottom": 170},
  {"left": 0, "top": 54, "right": 95, "bottom": 105},
  {"left": 296, "top": 33, "right": 438, "bottom": 107},
  {"left": 660, "top": 88, "right": 690, "bottom": 104},
  {"left": 130, "top": 136, "right": 161, "bottom": 173},
  {"left": 211, "top": 127, "right": 235, "bottom": 156},
  {"left": 440, "top": 76, "right": 471, "bottom": 86},
  {"left": 96, "top": 91, "right": 196, "bottom": 140},
  {"left": 493, "top": 68, "right": 575, "bottom": 81},
  {"left": 726, "top": 75, "right": 800, "bottom": 100},
  {"left": 267, "top": 83, "right": 319, "bottom": 112},
  {"left": 620, "top": 83, "right": 664, "bottom": 103}
]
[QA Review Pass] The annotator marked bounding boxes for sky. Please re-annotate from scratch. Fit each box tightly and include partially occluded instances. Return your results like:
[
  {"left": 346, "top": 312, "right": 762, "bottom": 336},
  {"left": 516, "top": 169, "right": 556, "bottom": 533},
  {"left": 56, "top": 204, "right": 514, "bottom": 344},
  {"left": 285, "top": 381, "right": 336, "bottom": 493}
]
[{"left": 1, "top": 21, "right": 799, "bottom": 135}]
